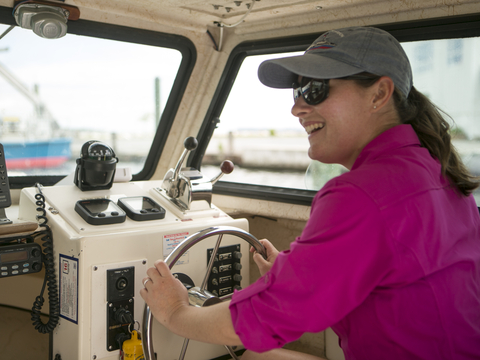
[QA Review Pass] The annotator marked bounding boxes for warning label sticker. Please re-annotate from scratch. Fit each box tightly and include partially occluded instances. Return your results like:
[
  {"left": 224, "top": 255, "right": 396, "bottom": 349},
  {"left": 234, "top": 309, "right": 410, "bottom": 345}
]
[
  {"left": 59, "top": 254, "right": 78, "bottom": 324},
  {"left": 163, "top": 232, "right": 189, "bottom": 264}
]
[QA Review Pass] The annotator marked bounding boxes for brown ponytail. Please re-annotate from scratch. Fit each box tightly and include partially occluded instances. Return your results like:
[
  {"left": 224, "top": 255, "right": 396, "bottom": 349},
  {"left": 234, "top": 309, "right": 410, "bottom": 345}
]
[
  {"left": 348, "top": 72, "right": 479, "bottom": 196},
  {"left": 393, "top": 86, "right": 479, "bottom": 196}
]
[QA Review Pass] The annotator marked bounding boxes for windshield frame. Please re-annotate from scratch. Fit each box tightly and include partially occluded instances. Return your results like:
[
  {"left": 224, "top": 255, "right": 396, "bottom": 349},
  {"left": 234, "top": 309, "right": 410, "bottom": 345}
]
[{"left": 0, "top": 5, "right": 196, "bottom": 188}]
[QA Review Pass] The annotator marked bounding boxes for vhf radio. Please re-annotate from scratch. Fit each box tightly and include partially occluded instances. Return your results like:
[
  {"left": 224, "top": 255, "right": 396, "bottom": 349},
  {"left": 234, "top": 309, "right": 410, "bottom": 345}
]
[
  {"left": 0, "top": 143, "right": 43, "bottom": 278},
  {"left": 0, "top": 242, "right": 43, "bottom": 277}
]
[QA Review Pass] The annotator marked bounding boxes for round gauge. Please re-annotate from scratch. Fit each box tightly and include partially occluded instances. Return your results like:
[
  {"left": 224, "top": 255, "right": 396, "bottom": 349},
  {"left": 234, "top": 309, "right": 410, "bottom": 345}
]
[{"left": 87, "top": 142, "right": 114, "bottom": 161}]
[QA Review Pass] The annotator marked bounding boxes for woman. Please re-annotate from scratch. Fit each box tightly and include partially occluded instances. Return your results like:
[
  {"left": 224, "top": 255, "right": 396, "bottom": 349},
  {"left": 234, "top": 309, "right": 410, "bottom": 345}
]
[{"left": 141, "top": 26, "right": 480, "bottom": 359}]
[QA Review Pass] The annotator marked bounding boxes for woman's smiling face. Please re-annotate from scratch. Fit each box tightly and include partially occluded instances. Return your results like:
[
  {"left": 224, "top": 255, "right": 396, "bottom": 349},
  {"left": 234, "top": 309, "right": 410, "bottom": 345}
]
[{"left": 291, "top": 77, "right": 395, "bottom": 169}]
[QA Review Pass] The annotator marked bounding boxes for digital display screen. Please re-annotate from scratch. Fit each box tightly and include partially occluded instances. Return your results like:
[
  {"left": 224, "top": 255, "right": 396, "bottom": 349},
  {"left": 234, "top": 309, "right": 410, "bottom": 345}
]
[
  {"left": 122, "top": 197, "right": 152, "bottom": 210},
  {"left": 1, "top": 250, "right": 28, "bottom": 263},
  {"left": 82, "top": 200, "right": 119, "bottom": 214},
  {"left": 116, "top": 197, "right": 165, "bottom": 222}
]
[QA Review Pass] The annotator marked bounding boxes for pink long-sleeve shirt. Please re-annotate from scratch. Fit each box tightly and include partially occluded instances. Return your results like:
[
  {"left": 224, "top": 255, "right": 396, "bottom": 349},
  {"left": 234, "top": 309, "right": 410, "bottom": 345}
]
[{"left": 229, "top": 124, "right": 480, "bottom": 359}]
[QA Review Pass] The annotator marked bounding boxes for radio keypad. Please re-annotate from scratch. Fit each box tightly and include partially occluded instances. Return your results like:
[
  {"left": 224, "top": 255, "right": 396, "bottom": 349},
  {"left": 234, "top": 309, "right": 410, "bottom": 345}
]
[
  {"left": 0, "top": 261, "right": 38, "bottom": 276},
  {"left": 0, "top": 243, "right": 43, "bottom": 277}
]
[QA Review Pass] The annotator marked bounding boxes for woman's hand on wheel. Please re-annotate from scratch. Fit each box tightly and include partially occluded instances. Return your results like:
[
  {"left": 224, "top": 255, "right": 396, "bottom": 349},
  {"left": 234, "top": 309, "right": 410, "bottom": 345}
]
[
  {"left": 250, "top": 239, "right": 279, "bottom": 276},
  {"left": 140, "top": 260, "right": 189, "bottom": 329}
]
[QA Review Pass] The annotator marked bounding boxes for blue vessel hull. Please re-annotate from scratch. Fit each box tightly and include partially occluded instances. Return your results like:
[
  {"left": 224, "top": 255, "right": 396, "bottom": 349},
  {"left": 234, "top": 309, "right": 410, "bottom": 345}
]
[{"left": 2, "top": 138, "right": 72, "bottom": 169}]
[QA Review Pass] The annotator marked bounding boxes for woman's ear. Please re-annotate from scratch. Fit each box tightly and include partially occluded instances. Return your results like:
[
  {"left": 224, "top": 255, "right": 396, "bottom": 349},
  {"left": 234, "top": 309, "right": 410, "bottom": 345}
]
[{"left": 372, "top": 76, "right": 395, "bottom": 111}]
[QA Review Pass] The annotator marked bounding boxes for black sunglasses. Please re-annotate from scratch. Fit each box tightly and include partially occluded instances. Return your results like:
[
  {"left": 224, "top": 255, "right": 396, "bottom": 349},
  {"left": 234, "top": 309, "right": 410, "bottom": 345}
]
[
  {"left": 292, "top": 78, "right": 329, "bottom": 105},
  {"left": 293, "top": 74, "right": 380, "bottom": 105}
]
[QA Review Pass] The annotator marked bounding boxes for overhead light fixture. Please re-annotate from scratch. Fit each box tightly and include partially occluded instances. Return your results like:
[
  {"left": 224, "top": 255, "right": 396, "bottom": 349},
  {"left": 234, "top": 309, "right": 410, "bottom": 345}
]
[{"left": 13, "top": 1, "right": 80, "bottom": 39}]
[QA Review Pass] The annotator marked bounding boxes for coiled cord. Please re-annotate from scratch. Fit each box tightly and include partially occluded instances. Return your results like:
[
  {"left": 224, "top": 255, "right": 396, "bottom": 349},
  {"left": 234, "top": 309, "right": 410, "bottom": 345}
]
[{"left": 31, "top": 184, "right": 60, "bottom": 334}]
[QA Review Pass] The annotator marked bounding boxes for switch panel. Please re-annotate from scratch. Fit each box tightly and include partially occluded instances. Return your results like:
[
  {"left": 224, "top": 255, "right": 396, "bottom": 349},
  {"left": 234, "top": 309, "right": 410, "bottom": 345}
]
[
  {"left": 106, "top": 266, "right": 135, "bottom": 351},
  {"left": 107, "top": 266, "right": 135, "bottom": 302},
  {"left": 91, "top": 259, "right": 147, "bottom": 360},
  {"left": 207, "top": 244, "right": 242, "bottom": 297}
]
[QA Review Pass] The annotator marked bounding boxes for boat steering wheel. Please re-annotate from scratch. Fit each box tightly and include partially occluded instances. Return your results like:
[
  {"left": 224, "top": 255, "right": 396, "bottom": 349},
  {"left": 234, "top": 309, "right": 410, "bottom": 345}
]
[{"left": 142, "top": 225, "right": 267, "bottom": 360}]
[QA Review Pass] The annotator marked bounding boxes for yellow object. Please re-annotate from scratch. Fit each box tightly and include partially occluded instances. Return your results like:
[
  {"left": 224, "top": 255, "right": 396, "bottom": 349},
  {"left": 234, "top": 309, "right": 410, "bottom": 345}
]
[{"left": 122, "top": 330, "right": 144, "bottom": 360}]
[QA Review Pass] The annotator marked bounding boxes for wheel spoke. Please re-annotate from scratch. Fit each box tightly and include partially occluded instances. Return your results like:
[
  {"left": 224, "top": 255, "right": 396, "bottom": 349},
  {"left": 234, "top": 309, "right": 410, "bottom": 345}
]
[
  {"left": 200, "top": 234, "right": 223, "bottom": 291},
  {"left": 219, "top": 293, "right": 233, "bottom": 301},
  {"left": 178, "top": 338, "right": 190, "bottom": 360},
  {"left": 224, "top": 345, "right": 241, "bottom": 360}
]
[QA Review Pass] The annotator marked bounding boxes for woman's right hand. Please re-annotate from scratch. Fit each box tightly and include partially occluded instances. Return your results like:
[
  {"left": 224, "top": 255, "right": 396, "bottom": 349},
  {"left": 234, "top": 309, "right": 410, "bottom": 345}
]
[{"left": 250, "top": 239, "right": 279, "bottom": 276}]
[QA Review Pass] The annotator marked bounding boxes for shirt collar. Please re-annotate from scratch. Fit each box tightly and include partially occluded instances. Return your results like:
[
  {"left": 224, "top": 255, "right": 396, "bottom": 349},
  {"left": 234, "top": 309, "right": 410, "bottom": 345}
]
[{"left": 351, "top": 124, "right": 421, "bottom": 171}]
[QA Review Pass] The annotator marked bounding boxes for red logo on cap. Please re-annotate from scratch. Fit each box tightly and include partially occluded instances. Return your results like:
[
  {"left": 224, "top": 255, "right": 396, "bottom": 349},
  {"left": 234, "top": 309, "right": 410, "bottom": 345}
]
[
  {"left": 306, "top": 41, "right": 335, "bottom": 52},
  {"left": 308, "top": 44, "right": 335, "bottom": 51}
]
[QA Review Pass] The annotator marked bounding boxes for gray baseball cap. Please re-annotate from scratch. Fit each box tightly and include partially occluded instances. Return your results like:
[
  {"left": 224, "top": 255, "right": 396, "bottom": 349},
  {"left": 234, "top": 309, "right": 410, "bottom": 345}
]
[{"left": 258, "top": 26, "right": 413, "bottom": 97}]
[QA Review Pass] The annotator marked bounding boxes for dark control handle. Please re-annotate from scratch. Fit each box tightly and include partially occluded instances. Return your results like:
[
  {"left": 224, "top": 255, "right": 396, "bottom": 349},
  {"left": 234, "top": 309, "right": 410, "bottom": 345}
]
[
  {"left": 211, "top": 160, "right": 235, "bottom": 185},
  {"left": 184, "top": 137, "right": 198, "bottom": 151},
  {"left": 220, "top": 160, "right": 234, "bottom": 175}
]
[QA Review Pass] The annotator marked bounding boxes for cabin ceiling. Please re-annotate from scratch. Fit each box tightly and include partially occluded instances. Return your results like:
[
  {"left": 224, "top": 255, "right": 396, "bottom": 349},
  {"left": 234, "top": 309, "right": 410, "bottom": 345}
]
[
  {"left": 3, "top": 0, "right": 480, "bottom": 38},
  {"left": 70, "top": 0, "right": 480, "bottom": 33}
]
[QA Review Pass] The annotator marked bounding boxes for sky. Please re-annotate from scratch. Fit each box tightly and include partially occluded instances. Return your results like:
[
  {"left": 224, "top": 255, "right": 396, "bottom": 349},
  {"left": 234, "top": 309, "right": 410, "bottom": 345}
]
[
  {"left": 0, "top": 24, "right": 181, "bottom": 134},
  {"left": 218, "top": 53, "right": 303, "bottom": 134}
]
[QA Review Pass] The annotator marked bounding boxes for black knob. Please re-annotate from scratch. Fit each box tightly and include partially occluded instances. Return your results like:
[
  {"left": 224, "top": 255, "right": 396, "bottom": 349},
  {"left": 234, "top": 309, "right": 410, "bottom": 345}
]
[
  {"left": 32, "top": 262, "right": 42, "bottom": 271},
  {"left": 116, "top": 277, "right": 128, "bottom": 291},
  {"left": 184, "top": 137, "right": 198, "bottom": 151},
  {"left": 114, "top": 307, "right": 134, "bottom": 324},
  {"left": 31, "top": 248, "right": 41, "bottom": 257}
]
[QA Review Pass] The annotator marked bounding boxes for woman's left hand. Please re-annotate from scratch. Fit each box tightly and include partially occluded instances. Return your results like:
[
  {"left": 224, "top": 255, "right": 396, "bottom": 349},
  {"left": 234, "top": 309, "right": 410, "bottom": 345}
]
[{"left": 140, "top": 260, "right": 189, "bottom": 329}]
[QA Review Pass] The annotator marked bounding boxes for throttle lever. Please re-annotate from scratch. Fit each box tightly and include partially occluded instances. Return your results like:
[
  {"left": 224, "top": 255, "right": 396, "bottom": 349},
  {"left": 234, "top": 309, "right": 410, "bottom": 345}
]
[
  {"left": 162, "top": 137, "right": 197, "bottom": 199},
  {"left": 172, "top": 137, "right": 198, "bottom": 183},
  {"left": 160, "top": 137, "right": 235, "bottom": 211},
  {"left": 211, "top": 160, "right": 234, "bottom": 185}
]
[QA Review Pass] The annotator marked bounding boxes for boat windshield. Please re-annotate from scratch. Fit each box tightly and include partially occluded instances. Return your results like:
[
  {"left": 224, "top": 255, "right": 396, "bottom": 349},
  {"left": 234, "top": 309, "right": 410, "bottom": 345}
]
[
  {"left": 203, "top": 37, "right": 480, "bottom": 205},
  {"left": 0, "top": 23, "right": 182, "bottom": 177}
]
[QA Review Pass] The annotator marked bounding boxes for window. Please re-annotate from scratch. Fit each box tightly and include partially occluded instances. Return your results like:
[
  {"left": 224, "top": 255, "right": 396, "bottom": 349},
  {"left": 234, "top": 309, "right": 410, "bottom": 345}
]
[
  {"left": 413, "top": 42, "right": 433, "bottom": 73},
  {"left": 0, "top": 23, "right": 182, "bottom": 179},
  {"left": 447, "top": 39, "right": 463, "bottom": 65},
  {"left": 202, "top": 53, "right": 346, "bottom": 192},
  {"left": 403, "top": 37, "right": 480, "bottom": 204},
  {"left": 203, "top": 36, "right": 480, "bottom": 205}
]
